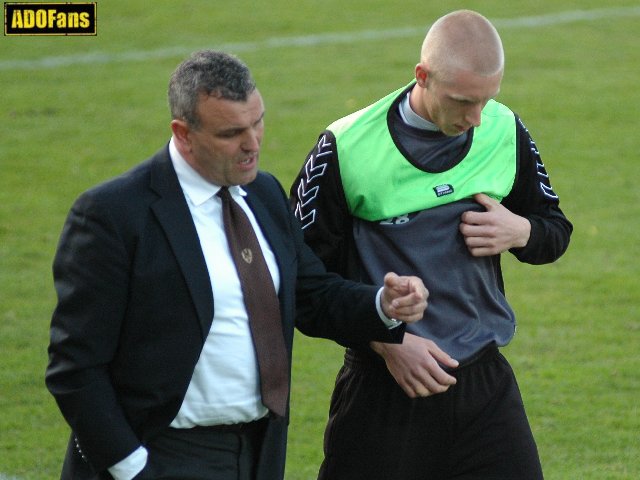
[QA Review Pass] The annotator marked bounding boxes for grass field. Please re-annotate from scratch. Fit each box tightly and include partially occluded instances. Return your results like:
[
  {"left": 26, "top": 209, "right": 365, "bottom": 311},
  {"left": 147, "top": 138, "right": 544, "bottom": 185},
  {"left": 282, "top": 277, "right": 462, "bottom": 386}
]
[{"left": 1, "top": 1, "right": 639, "bottom": 478}]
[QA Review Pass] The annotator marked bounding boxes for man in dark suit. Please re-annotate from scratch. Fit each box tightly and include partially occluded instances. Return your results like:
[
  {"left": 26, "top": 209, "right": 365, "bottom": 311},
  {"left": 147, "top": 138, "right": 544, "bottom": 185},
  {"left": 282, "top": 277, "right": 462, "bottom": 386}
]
[{"left": 45, "top": 50, "right": 428, "bottom": 480}]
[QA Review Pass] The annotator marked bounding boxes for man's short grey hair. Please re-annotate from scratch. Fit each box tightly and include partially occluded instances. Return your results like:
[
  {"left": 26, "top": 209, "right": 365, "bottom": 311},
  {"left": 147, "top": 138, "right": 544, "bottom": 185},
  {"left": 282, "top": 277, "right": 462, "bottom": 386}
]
[{"left": 168, "top": 50, "right": 256, "bottom": 128}]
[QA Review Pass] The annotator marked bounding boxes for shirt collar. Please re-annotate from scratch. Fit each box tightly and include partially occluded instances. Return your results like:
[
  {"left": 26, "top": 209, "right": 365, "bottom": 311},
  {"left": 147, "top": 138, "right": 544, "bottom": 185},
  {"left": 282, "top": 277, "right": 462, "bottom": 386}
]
[
  {"left": 399, "top": 92, "right": 440, "bottom": 132},
  {"left": 169, "top": 137, "right": 247, "bottom": 206}
]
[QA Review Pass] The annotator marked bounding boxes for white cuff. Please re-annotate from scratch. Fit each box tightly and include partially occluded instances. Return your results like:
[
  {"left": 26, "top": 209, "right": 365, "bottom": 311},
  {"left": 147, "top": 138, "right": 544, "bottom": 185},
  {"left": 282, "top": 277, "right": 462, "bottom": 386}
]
[
  {"left": 376, "top": 287, "right": 403, "bottom": 329},
  {"left": 108, "top": 446, "right": 148, "bottom": 480}
]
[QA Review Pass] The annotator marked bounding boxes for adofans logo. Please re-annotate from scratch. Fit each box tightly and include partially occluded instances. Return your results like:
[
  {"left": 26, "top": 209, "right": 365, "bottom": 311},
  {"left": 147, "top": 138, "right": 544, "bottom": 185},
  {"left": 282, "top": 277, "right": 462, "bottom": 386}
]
[{"left": 5, "top": 2, "right": 97, "bottom": 36}]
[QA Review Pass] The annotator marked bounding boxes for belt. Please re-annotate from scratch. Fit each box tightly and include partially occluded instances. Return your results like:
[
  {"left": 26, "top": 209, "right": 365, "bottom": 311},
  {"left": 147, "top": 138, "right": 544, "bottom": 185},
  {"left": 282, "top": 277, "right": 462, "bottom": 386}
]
[{"left": 174, "top": 417, "right": 268, "bottom": 435}]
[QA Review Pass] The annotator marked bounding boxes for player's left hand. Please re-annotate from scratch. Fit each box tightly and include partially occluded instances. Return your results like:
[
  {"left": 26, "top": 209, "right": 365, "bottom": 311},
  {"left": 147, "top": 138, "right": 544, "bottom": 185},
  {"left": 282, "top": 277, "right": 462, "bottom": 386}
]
[{"left": 459, "top": 193, "right": 531, "bottom": 256}]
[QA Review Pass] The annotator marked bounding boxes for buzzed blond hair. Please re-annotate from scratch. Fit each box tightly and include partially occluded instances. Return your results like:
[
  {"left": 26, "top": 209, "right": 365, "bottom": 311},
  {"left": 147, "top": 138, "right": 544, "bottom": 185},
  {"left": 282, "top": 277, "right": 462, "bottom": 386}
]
[{"left": 421, "top": 10, "right": 504, "bottom": 81}]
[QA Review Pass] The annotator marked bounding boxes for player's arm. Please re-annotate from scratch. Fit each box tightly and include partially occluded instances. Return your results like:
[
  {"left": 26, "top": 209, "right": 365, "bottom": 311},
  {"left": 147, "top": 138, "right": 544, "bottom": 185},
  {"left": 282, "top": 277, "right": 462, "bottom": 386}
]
[
  {"left": 502, "top": 116, "right": 573, "bottom": 264},
  {"left": 459, "top": 116, "right": 572, "bottom": 263},
  {"left": 289, "top": 131, "right": 353, "bottom": 276}
]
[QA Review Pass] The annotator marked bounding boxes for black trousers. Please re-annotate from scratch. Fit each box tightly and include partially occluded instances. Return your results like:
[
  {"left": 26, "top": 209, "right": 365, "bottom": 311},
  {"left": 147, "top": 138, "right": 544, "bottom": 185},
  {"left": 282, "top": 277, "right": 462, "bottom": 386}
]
[
  {"left": 318, "top": 345, "right": 544, "bottom": 480},
  {"left": 134, "top": 419, "right": 268, "bottom": 480}
]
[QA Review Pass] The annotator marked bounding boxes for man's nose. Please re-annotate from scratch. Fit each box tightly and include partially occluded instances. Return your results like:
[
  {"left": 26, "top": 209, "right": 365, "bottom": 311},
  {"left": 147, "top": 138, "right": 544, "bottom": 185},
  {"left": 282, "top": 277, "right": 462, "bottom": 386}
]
[
  {"left": 242, "top": 130, "right": 261, "bottom": 151},
  {"left": 465, "top": 104, "right": 483, "bottom": 128}
]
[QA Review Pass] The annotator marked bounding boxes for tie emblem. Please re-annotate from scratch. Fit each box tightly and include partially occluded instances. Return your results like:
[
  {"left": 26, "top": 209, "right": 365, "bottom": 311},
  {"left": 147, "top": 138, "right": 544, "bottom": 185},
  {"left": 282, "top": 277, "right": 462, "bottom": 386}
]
[{"left": 241, "top": 248, "right": 253, "bottom": 264}]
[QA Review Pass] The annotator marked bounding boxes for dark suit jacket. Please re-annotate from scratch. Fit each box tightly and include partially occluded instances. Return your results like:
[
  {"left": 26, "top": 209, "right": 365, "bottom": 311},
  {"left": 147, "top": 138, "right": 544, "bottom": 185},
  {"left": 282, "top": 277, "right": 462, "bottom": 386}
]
[{"left": 45, "top": 145, "right": 403, "bottom": 480}]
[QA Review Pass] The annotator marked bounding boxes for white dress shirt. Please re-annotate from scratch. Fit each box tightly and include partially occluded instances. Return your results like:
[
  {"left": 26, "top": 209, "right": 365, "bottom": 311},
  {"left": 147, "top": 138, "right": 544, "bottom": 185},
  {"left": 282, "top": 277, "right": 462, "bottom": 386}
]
[{"left": 169, "top": 138, "right": 277, "bottom": 427}]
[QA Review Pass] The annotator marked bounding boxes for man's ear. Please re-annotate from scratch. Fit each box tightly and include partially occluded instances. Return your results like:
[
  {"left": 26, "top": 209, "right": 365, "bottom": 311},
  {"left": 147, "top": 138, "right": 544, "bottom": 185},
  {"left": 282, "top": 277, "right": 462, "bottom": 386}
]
[
  {"left": 415, "top": 64, "right": 429, "bottom": 87},
  {"left": 171, "top": 119, "right": 191, "bottom": 146}
]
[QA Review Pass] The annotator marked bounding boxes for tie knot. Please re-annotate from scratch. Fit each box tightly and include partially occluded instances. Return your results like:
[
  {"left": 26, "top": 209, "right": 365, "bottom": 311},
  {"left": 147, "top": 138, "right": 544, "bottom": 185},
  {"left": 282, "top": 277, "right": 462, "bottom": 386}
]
[{"left": 217, "top": 186, "right": 231, "bottom": 201}]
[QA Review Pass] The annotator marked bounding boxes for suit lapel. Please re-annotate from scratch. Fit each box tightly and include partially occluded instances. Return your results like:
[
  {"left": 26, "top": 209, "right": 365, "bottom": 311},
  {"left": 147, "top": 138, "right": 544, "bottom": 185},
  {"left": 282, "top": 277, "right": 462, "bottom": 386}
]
[{"left": 148, "top": 147, "right": 214, "bottom": 340}]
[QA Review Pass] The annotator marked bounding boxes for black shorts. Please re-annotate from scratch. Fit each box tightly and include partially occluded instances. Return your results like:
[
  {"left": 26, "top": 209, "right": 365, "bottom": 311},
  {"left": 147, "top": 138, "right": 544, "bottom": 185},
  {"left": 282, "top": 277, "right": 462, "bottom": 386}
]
[{"left": 318, "top": 344, "right": 543, "bottom": 480}]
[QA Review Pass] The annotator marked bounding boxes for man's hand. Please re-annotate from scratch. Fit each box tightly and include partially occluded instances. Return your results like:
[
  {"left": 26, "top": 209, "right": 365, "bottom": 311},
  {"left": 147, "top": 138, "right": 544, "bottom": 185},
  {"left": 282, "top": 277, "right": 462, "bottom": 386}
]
[
  {"left": 459, "top": 193, "right": 531, "bottom": 257},
  {"left": 371, "top": 333, "right": 458, "bottom": 398},
  {"left": 380, "top": 272, "right": 428, "bottom": 324}
]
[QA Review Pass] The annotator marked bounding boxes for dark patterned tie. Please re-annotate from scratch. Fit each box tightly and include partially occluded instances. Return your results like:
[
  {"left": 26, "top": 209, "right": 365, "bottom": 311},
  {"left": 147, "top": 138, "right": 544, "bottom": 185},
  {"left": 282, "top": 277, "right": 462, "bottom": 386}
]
[{"left": 217, "top": 187, "right": 289, "bottom": 417}]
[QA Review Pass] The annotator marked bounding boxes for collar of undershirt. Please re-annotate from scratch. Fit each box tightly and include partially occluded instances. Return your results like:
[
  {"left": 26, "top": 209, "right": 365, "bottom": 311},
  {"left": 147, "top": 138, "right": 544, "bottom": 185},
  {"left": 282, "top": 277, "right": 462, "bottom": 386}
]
[{"left": 398, "top": 92, "right": 440, "bottom": 132}]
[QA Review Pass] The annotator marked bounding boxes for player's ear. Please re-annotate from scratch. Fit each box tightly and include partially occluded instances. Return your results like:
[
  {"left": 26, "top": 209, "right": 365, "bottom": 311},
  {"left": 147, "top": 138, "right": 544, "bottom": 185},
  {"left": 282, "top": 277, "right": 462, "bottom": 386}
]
[{"left": 415, "top": 63, "right": 429, "bottom": 87}]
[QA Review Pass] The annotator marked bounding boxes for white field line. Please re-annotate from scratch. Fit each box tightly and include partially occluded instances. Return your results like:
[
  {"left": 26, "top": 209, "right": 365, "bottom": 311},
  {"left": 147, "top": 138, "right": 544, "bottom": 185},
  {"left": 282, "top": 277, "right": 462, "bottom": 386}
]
[
  {"left": 1, "top": 6, "right": 639, "bottom": 71},
  {"left": 0, "top": 474, "right": 23, "bottom": 480}
]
